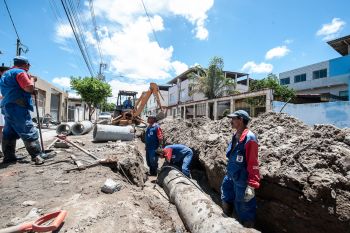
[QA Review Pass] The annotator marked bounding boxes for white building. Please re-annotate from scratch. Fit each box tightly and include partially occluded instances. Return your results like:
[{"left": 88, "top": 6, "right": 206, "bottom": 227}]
[
  {"left": 279, "top": 35, "right": 350, "bottom": 100},
  {"left": 166, "top": 68, "right": 250, "bottom": 117},
  {"left": 143, "top": 85, "right": 170, "bottom": 117},
  {"left": 67, "top": 93, "right": 99, "bottom": 122}
]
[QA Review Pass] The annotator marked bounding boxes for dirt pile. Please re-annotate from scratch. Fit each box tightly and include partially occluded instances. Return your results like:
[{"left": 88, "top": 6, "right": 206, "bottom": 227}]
[
  {"left": 90, "top": 141, "right": 147, "bottom": 187},
  {"left": 161, "top": 112, "right": 350, "bottom": 233}
]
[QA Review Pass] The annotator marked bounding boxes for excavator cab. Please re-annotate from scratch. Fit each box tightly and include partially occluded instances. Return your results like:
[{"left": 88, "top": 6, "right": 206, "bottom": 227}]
[
  {"left": 112, "top": 83, "right": 166, "bottom": 126},
  {"left": 114, "top": 90, "right": 138, "bottom": 118}
]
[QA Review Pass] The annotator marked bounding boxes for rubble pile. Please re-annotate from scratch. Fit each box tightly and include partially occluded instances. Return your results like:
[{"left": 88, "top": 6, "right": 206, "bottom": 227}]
[
  {"left": 91, "top": 141, "right": 147, "bottom": 187},
  {"left": 161, "top": 112, "right": 350, "bottom": 233}
]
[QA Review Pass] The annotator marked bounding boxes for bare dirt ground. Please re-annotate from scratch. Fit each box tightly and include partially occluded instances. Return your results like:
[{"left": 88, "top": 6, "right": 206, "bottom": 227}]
[{"left": 0, "top": 133, "right": 187, "bottom": 233}]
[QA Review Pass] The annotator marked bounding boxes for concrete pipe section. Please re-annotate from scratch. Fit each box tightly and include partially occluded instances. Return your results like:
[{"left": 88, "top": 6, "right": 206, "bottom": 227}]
[
  {"left": 158, "top": 167, "right": 259, "bottom": 233},
  {"left": 93, "top": 124, "right": 134, "bottom": 142},
  {"left": 56, "top": 122, "right": 76, "bottom": 135},
  {"left": 71, "top": 121, "right": 93, "bottom": 135}
]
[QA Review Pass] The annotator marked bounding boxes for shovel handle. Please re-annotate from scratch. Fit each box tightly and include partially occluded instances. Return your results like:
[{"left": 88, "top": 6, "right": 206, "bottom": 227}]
[
  {"left": 32, "top": 210, "right": 67, "bottom": 232},
  {"left": 0, "top": 223, "right": 32, "bottom": 233}
]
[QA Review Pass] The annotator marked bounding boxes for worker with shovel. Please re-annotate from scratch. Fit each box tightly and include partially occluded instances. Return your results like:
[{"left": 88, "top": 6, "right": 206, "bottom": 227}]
[
  {"left": 155, "top": 144, "right": 193, "bottom": 177},
  {"left": 221, "top": 110, "right": 260, "bottom": 228},
  {"left": 145, "top": 115, "right": 163, "bottom": 176},
  {"left": 0, "top": 56, "right": 47, "bottom": 165}
]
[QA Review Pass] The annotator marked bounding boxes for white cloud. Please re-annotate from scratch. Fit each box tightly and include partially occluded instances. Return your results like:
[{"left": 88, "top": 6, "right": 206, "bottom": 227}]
[
  {"left": 100, "top": 16, "right": 174, "bottom": 79},
  {"left": 284, "top": 39, "right": 293, "bottom": 44},
  {"left": 171, "top": 61, "right": 189, "bottom": 75},
  {"left": 52, "top": 77, "right": 71, "bottom": 89},
  {"left": 241, "top": 61, "right": 273, "bottom": 74},
  {"left": 316, "top": 18, "right": 346, "bottom": 41},
  {"left": 93, "top": 0, "right": 213, "bottom": 40},
  {"left": 265, "top": 45, "right": 290, "bottom": 60},
  {"left": 108, "top": 80, "right": 150, "bottom": 98},
  {"left": 55, "top": 23, "right": 73, "bottom": 41}
]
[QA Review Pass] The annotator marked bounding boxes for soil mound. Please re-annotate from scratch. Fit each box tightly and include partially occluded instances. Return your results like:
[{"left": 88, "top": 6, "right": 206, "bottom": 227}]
[{"left": 161, "top": 112, "right": 350, "bottom": 233}]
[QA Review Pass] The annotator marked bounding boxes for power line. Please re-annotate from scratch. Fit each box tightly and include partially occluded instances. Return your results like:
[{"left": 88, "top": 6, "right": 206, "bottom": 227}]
[
  {"left": 88, "top": 0, "right": 103, "bottom": 64},
  {"left": 3, "top": 0, "right": 20, "bottom": 39},
  {"left": 60, "top": 0, "right": 95, "bottom": 76},
  {"left": 141, "top": 0, "right": 161, "bottom": 48},
  {"left": 66, "top": 0, "right": 95, "bottom": 74}
]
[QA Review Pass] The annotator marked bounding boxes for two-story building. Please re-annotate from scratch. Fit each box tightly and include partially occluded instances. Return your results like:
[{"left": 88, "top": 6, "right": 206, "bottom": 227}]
[
  {"left": 166, "top": 68, "right": 251, "bottom": 118},
  {"left": 279, "top": 35, "right": 350, "bottom": 100},
  {"left": 143, "top": 85, "right": 170, "bottom": 119}
]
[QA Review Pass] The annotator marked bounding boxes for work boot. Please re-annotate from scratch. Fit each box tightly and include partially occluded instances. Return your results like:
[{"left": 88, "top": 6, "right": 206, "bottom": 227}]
[
  {"left": 2, "top": 139, "right": 17, "bottom": 164},
  {"left": 222, "top": 202, "right": 233, "bottom": 217},
  {"left": 23, "top": 140, "right": 46, "bottom": 165},
  {"left": 243, "top": 221, "right": 255, "bottom": 228}
]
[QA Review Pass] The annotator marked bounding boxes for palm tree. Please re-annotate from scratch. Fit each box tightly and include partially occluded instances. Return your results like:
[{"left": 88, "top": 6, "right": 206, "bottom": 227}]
[{"left": 188, "top": 56, "right": 236, "bottom": 99}]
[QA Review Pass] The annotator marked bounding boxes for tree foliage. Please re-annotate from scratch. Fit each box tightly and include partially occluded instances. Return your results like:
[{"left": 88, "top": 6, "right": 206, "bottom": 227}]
[
  {"left": 100, "top": 101, "right": 115, "bottom": 112},
  {"left": 189, "top": 56, "right": 236, "bottom": 99},
  {"left": 70, "top": 77, "right": 112, "bottom": 120},
  {"left": 249, "top": 73, "right": 295, "bottom": 101},
  {"left": 246, "top": 73, "right": 296, "bottom": 106}
]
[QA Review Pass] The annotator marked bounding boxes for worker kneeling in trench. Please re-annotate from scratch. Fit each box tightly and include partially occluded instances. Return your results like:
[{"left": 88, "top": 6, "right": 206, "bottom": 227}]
[
  {"left": 222, "top": 110, "right": 261, "bottom": 228},
  {"left": 155, "top": 144, "right": 193, "bottom": 177}
]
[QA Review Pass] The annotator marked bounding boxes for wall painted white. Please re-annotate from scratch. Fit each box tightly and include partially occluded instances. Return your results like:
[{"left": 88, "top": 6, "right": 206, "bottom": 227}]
[{"left": 273, "top": 101, "right": 350, "bottom": 128}]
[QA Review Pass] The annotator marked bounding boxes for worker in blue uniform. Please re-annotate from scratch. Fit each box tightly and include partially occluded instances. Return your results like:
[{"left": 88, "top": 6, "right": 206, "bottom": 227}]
[
  {"left": 145, "top": 115, "right": 163, "bottom": 176},
  {"left": 156, "top": 144, "right": 193, "bottom": 177},
  {"left": 0, "top": 56, "right": 47, "bottom": 165}
]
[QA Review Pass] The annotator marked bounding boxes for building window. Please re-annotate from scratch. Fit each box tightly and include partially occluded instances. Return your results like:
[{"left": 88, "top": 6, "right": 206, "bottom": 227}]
[
  {"left": 339, "top": 90, "right": 348, "bottom": 99},
  {"left": 294, "top": 74, "right": 306, "bottom": 83},
  {"left": 280, "top": 77, "right": 290, "bottom": 85},
  {"left": 313, "top": 69, "right": 327, "bottom": 79},
  {"left": 170, "top": 93, "right": 175, "bottom": 103}
]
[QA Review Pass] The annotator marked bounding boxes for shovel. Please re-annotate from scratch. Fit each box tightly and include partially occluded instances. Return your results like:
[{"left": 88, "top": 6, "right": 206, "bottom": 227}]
[{"left": 33, "top": 84, "right": 45, "bottom": 152}]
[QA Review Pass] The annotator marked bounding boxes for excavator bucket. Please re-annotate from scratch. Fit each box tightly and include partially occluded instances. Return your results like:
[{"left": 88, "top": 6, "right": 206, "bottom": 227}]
[{"left": 156, "top": 111, "right": 166, "bottom": 121}]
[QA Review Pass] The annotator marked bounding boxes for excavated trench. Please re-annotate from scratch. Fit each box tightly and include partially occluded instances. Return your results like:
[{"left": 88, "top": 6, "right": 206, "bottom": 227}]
[{"left": 160, "top": 113, "right": 350, "bottom": 233}]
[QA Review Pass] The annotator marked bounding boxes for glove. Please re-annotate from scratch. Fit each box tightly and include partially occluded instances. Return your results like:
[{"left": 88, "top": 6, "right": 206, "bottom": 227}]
[{"left": 244, "top": 186, "right": 255, "bottom": 202}]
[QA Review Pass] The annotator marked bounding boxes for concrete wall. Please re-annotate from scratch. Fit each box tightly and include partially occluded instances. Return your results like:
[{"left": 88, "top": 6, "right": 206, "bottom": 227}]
[
  {"left": 329, "top": 55, "right": 350, "bottom": 77},
  {"left": 273, "top": 101, "right": 350, "bottom": 128},
  {"left": 31, "top": 77, "right": 68, "bottom": 122},
  {"left": 279, "top": 60, "right": 329, "bottom": 86}
]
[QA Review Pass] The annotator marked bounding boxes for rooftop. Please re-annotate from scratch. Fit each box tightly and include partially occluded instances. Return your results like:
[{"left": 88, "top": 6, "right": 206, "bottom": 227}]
[
  {"left": 167, "top": 68, "right": 248, "bottom": 84},
  {"left": 327, "top": 34, "right": 350, "bottom": 56}
]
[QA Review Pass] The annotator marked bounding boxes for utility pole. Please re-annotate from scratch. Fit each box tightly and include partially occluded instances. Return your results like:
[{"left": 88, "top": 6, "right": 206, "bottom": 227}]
[
  {"left": 16, "top": 39, "right": 20, "bottom": 56},
  {"left": 97, "top": 63, "right": 107, "bottom": 81}
]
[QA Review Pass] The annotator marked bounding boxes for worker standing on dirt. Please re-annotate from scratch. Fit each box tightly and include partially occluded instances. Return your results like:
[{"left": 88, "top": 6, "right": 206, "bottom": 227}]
[
  {"left": 0, "top": 56, "right": 47, "bottom": 165},
  {"left": 0, "top": 65, "right": 9, "bottom": 158},
  {"left": 221, "top": 110, "right": 260, "bottom": 228},
  {"left": 145, "top": 115, "right": 163, "bottom": 176},
  {"left": 155, "top": 144, "right": 193, "bottom": 177}
]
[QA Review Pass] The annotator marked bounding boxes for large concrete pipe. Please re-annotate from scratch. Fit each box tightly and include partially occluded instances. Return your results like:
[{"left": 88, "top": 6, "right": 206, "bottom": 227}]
[
  {"left": 158, "top": 168, "right": 259, "bottom": 233},
  {"left": 56, "top": 122, "right": 75, "bottom": 135},
  {"left": 93, "top": 124, "right": 134, "bottom": 142},
  {"left": 71, "top": 121, "right": 93, "bottom": 135}
]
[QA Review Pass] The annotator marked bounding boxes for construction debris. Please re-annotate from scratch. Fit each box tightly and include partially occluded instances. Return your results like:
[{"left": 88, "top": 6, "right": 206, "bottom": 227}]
[
  {"left": 161, "top": 112, "right": 350, "bottom": 233},
  {"left": 101, "top": 178, "right": 122, "bottom": 194}
]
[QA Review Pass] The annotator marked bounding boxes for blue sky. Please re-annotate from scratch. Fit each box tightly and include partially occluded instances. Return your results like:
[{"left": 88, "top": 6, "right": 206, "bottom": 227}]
[{"left": 0, "top": 0, "right": 349, "bottom": 98}]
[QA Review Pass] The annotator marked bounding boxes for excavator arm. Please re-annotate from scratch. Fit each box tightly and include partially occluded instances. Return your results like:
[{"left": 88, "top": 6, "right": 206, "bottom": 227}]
[{"left": 134, "top": 83, "right": 164, "bottom": 117}]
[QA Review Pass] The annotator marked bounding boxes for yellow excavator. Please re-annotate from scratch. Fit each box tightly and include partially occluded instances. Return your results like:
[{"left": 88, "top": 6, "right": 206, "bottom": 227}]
[{"left": 111, "top": 83, "right": 166, "bottom": 126}]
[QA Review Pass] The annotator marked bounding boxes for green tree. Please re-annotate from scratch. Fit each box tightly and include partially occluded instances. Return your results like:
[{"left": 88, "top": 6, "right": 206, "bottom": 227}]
[
  {"left": 70, "top": 77, "right": 112, "bottom": 120},
  {"left": 100, "top": 100, "right": 116, "bottom": 112},
  {"left": 246, "top": 73, "right": 295, "bottom": 106},
  {"left": 189, "top": 56, "right": 236, "bottom": 99}
]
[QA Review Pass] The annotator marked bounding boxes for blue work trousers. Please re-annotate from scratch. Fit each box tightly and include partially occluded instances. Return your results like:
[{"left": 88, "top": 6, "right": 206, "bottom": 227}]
[
  {"left": 2, "top": 103, "right": 38, "bottom": 142},
  {"left": 146, "top": 148, "right": 158, "bottom": 175},
  {"left": 221, "top": 175, "right": 257, "bottom": 222}
]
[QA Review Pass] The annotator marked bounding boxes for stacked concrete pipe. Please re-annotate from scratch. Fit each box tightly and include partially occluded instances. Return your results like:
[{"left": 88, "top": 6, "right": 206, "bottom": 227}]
[
  {"left": 93, "top": 124, "right": 134, "bottom": 142},
  {"left": 71, "top": 121, "right": 93, "bottom": 135},
  {"left": 158, "top": 167, "right": 259, "bottom": 233},
  {"left": 56, "top": 122, "right": 75, "bottom": 135}
]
